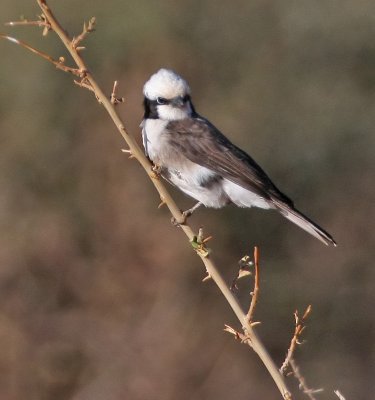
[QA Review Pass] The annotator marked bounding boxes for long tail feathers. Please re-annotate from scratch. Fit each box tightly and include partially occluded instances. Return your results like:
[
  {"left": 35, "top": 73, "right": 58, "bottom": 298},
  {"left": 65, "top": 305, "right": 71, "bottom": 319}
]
[{"left": 275, "top": 202, "right": 337, "bottom": 246}]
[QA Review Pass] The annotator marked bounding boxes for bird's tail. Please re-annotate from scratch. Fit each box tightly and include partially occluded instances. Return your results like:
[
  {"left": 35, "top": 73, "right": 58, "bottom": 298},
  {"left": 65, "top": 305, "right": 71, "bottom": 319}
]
[{"left": 275, "top": 202, "right": 336, "bottom": 246}]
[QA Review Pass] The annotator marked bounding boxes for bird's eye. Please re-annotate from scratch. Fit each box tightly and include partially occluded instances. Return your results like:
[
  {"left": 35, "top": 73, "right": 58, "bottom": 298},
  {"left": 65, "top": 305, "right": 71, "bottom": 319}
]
[{"left": 156, "top": 97, "right": 168, "bottom": 105}]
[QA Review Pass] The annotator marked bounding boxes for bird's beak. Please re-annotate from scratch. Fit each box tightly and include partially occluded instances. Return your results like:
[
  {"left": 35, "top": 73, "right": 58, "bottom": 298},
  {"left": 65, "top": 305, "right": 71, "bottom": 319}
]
[{"left": 171, "top": 96, "right": 185, "bottom": 107}]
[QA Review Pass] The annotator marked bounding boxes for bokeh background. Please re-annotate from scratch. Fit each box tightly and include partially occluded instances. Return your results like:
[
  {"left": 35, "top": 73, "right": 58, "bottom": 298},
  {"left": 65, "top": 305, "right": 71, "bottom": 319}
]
[{"left": 1, "top": 1, "right": 374, "bottom": 399}]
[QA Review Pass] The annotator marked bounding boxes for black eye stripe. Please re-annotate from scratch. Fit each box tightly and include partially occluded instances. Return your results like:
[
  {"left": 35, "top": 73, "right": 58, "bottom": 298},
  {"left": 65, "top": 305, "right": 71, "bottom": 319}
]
[
  {"left": 156, "top": 97, "right": 169, "bottom": 105},
  {"left": 152, "top": 95, "right": 190, "bottom": 106}
]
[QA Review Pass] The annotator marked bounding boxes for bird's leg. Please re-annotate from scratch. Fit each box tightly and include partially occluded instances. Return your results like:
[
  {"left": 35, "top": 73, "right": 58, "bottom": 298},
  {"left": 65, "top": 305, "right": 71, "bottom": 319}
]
[
  {"left": 182, "top": 201, "right": 203, "bottom": 219},
  {"left": 171, "top": 202, "right": 203, "bottom": 226}
]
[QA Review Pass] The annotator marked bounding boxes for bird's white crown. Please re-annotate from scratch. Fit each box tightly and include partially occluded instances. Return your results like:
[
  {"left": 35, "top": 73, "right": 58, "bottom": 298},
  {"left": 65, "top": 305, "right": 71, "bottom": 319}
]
[{"left": 143, "top": 68, "right": 191, "bottom": 101}]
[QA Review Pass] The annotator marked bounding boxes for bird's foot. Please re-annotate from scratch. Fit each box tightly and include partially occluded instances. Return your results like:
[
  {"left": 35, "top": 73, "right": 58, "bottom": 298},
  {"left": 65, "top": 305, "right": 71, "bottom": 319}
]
[
  {"left": 171, "top": 202, "right": 202, "bottom": 226},
  {"left": 171, "top": 212, "right": 188, "bottom": 226},
  {"left": 151, "top": 164, "right": 162, "bottom": 179}
]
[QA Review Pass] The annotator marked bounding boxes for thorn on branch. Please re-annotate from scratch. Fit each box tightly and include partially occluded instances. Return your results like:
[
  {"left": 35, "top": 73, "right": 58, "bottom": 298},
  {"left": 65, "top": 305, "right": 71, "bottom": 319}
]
[
  {"left": 224, "top": 324, "right": 242, "bottom": 340},
  {"left": 121, "top": 148, "right": 134, "bottom": 159},
  {"left": 224, "top": 324, "right": 258, "bottom": 347},
  {"left": 40, "top": 13, "right": 51, "bottom": 36},
  {"left": 110, "top": 81, "right": 125, "bottom": 105},
  {"left": 302, "top": 304, "right": 312, "bottom": 320},
  {"left": 158, "top": 200, "right": 166, "bottom": 209}
]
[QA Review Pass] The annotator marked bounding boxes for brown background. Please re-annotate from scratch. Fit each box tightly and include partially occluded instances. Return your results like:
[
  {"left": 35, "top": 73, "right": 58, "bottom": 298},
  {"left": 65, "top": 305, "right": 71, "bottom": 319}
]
[{"left": 1, "top": 1, "right": 374, "bottom": 399}]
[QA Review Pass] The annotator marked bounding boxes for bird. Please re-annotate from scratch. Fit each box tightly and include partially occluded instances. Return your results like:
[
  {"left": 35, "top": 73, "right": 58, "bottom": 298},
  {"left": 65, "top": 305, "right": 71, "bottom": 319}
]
[{"left": 141, "top": 68, "right": 336, "bottom": 246}]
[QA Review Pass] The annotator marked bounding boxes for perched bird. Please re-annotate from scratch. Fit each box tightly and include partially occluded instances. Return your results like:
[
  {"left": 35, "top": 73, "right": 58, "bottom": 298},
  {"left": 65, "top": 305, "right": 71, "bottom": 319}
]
[{"left": 141, "top": 68, "right": 336, "bottom": 246}]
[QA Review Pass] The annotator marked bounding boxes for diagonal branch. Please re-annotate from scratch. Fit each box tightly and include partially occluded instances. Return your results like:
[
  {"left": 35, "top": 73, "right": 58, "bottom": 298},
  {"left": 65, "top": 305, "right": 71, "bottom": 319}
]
[{"left": 2, "top": 1, "right": 292, "bottom": 398}]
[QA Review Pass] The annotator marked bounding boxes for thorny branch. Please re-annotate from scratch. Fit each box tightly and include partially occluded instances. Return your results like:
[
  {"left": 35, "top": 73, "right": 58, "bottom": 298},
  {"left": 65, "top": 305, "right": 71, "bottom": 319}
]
[
  {"left": 280, "top": 306, "right": 324, "bottom": 400},
  {"left": 224, "top": 248, "right": 262, "bottom": 349},
  {"left": 2, "top": 3, "right": 293, "bottom": 396},
  {"left": 280, "top": 306, "right": 312, "bottom": 374},
  {"left": 71, "top": 17, "right": 96, "bottom": 50},
  {"left": 1, "top": 2, "right": 339, "bottom": 399},
  {"left": 229, "top": 246, "right": 260, "bottom": 321}
]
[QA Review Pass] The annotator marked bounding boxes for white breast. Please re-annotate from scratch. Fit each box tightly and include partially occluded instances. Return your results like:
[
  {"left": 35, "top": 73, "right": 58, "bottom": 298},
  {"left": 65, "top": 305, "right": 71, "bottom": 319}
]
[{"left": 141, "top": 119, "right": 169, "bottom": 162}]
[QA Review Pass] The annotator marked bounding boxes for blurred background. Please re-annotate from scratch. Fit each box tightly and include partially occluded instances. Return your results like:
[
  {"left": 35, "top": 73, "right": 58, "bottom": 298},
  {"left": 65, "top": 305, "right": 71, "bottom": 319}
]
[{"left": 1, "top": 1, "right": 374, "bottom": 399}]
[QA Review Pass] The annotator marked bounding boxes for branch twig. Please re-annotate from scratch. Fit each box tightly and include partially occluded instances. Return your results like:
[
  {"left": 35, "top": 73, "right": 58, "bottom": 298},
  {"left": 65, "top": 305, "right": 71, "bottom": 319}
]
[
  {"left": 334, "top": 390, "right": 346, "bottom": 400},
  {"left": 246, "top": 246, "right": 260, "bottom": 323},
  {"left": 110, "top": 80, "right": 125, "bottom": 105},
  {"left": 280, "top": 305, "right": 311, "bottom": 374},
  {"left": 280, "top": 306, "right": 324, "bottom": 400},
  {"left": 0, "top": 34, "right": 82, "bottom": 76},
  {"left": 71, "top": 17, "right": 96, "bottom": 49},
  {"left": 2, "top": 2, "right": 292, "bottom": 398},
  {"left": 5, "top": 15, "right": 51, "bottom": 36},
  {"left": 289, "top": 358, "right": 323, "bottom": 400}
]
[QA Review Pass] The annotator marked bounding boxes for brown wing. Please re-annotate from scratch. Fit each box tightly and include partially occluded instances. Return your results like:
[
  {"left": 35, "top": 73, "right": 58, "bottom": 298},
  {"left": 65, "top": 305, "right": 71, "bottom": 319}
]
[{"left": 166, "top": 117, "right": 294, "bottom": 206}]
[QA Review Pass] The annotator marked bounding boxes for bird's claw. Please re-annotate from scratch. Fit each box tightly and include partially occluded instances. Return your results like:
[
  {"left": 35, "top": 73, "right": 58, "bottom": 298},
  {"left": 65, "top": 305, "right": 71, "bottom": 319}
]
[
  {"left": 151, "top": 164, "right": 162, "bottom": 177},
  {"left": 182, "top": 208, "right": 193, "bottom": 219},
  {"left": 171, "top": 202, "right": 202, "bottom": 227},
  {"left": 171, "top": 213, "right": 187, "bottom": 227},
  {"left": 150, "top": 164, "right": 162, "bottom": 179},
  {"left": 171, "top": 209, "right": 192, "bottom": 226}
]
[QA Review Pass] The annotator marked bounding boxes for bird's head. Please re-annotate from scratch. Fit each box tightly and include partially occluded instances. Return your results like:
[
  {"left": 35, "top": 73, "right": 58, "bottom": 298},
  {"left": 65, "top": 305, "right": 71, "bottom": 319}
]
[{"left": 143, "top": 69, "right": 195, "bottom": 121}]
